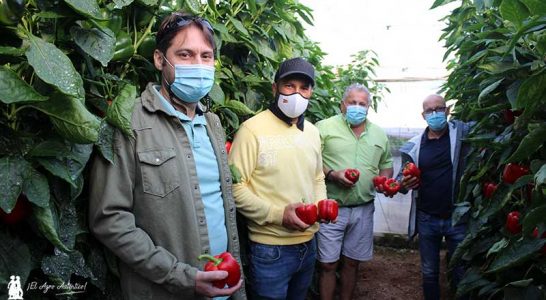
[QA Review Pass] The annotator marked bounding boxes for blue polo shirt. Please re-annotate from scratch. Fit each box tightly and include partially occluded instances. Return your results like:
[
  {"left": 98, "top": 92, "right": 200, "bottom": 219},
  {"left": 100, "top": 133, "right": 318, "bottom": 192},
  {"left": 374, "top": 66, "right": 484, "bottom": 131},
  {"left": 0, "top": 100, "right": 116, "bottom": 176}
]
[
  {"left": 153, "top": 86, "right": 228, "bottom": 257},
  {"left": 418, "top": 129, "right": 453, "bottom": 217}
]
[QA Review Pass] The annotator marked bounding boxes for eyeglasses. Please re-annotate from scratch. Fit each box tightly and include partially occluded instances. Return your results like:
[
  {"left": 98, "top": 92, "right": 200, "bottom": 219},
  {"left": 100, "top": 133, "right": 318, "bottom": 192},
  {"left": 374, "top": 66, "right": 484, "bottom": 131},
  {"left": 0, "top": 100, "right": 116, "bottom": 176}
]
[
  {"left": 156, "top": 14, "right": 214, "bottom": 45},
  {"left": 423, "top": 106, "right": 447, "bottom": 115}
]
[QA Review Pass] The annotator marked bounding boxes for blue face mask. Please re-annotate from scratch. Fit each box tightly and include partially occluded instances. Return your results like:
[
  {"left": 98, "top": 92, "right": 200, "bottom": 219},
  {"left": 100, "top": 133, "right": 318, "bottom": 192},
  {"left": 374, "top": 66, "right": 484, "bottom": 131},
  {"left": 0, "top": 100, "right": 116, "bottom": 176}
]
[
  {"left": 425, "top": 111, "right": 447, "bottom": 131},
  {"left": 164, "top": 57, "right": 215, "bottom": 103},
  {"left": 345, "top": 105, "right": 367, "bottom": 125}
]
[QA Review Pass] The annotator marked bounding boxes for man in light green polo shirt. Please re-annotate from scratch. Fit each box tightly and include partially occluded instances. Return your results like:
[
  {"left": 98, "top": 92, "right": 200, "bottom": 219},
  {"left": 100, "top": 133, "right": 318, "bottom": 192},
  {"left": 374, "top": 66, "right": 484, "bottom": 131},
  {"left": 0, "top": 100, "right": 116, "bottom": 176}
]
[{"left": 315, "top": 83, "right": 393, "bottom": 300}]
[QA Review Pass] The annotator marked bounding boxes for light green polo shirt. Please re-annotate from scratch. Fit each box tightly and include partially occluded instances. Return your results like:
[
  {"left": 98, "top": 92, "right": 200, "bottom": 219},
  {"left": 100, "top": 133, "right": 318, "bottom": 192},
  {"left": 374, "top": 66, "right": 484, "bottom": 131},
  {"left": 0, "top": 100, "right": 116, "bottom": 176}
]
[{"left": 316, "top": 114, "right": 393, "bottom": 206}]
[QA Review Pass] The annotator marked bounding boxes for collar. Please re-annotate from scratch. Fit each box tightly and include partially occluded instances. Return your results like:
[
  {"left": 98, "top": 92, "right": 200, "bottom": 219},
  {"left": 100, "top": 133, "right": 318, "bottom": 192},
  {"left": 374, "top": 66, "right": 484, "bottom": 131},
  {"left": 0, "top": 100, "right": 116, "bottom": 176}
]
[
  {"left": 422, "top": 126, "right": 449, "bottom": 144},
  {"left": 268, "top": 100, "right": 305, "bottom": 131},
  {"left": 152, "top": 85, "right": 205, "bottom": 124}
]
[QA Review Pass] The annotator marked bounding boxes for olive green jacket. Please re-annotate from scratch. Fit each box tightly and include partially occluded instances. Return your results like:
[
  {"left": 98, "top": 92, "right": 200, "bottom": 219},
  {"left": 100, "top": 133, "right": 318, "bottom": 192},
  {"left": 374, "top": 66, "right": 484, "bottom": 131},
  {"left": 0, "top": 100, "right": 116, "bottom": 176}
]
[{"left": 89, "top": 83, "right": 246, "bottom": 300}]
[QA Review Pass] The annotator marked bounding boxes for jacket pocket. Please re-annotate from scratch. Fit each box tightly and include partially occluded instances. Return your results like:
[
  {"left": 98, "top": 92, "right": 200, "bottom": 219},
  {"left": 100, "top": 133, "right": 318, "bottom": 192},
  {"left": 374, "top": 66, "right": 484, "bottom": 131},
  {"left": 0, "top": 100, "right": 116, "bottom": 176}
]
[{"left": 138, "top": 148, "right": 180, "bottom": 197}]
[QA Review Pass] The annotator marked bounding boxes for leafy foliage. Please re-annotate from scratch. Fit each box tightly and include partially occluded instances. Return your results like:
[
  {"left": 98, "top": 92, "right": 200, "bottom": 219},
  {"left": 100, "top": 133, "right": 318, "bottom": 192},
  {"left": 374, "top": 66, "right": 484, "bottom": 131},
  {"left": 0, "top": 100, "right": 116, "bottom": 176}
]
[
  {"left": 0, "top": 0, "right": 386, "bottom": 297},
  {"left": 435, "top": 0, "right": 546, "bottom": 298}
]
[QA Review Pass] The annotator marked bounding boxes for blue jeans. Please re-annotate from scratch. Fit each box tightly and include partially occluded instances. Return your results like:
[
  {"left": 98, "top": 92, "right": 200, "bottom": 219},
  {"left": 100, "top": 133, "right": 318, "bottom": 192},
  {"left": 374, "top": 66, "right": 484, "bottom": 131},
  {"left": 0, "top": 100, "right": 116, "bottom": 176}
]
[
  {"left": 417, "top": 210, "right": 466, "bottom": 300},
  {"left": 248, "top": 239, "right": 316, "bottom": 300}
]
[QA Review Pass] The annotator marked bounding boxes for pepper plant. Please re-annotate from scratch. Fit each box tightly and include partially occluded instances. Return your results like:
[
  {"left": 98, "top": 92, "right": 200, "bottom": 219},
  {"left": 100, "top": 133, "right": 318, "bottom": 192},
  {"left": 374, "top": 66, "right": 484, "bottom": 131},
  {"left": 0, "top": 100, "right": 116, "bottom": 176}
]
[
  {"left": 0, "top": 0, "right": 386, "bottom": 298},
  {"left": 433, "top": 0, "right": 546, "bottom": 298}
]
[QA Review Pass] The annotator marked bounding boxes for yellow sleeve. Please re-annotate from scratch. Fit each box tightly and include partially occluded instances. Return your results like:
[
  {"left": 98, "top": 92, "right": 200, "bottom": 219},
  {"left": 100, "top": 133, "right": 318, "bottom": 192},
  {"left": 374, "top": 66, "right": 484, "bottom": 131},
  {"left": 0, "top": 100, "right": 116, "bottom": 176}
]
[{"left": 228, "top": 124, "right": 285, "bottom": 226}]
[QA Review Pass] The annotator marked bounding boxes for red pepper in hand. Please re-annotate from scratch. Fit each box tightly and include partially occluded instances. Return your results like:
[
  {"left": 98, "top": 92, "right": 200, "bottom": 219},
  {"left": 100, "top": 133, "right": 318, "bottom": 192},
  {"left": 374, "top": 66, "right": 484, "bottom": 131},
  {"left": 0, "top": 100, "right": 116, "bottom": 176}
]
[
  {"left": 295, "top": 204, "right": 318, "bottom": 225},
  {"left": 317, "top": 199, "right": 338, "bottom": 222},
  {"left": 373, "top": 176, "right": 387, "bottom": 188},
  {"left": 505, "top": 211, "right": 522, "bottom": 234},
  {"left": 225, "top": 141, "right": 232, "bottom": 154},
  {"left": 502, "top": 163, "right": 529, "bottom": 184},
  {"left": 198, "top": 252, "right": 241, "bottom": 288},
  {"left": 483, "top": 182, "right": 497, "bottom": 199},
  {"left": 532, "top": 227, "right": 546, "bottom": 255},
  {"left": 402, "top": 162, "right": 421, "bottom": 178},
  {"left": 344, "top": 169, "right": 360, "bottom": 183},
  {"left": 383, "top": 178, "right": 401, "bottom": 197}
]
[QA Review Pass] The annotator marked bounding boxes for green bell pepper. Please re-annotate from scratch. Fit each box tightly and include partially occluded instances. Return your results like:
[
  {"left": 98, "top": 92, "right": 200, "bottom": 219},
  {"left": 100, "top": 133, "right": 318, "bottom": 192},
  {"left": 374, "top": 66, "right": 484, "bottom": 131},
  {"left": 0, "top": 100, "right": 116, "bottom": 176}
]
[{"left": 112, "top": 31, "right": 135, "bottom": 61}]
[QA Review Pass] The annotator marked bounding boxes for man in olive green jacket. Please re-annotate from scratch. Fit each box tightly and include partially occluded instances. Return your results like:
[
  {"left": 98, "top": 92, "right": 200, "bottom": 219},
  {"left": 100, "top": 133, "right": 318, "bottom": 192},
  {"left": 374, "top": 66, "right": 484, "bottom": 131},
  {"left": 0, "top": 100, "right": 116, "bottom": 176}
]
[{"left": 89, "top": 12, "right": 245, "bottom": 300}]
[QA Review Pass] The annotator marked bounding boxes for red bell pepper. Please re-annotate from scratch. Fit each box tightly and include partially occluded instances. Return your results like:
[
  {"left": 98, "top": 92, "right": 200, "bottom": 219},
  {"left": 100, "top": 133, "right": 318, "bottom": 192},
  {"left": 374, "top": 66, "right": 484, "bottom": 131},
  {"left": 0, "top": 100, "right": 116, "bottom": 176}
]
[
  {"left": 505, "top": 211, "right": 522, "bottom": 234},
  {"left": 402, "top": 162, "right": 421, "bottom": 178},
  {"left": 198, "top": 252, "right": 241, "bottom": 288},
  {"left": 532, "top": 227, "right": 546, "bottom": 255},
  {"left": 483, "top": 182, "right": 497, "bottom": 199},
  {"left": 317, "top": 199, "right": 338, "bottom": 222},
  {"left": 295, "top": 203, "right": 318, "bottom": 225},
  {"left": 502, "top": 163, "right": 529, "bottom": 184},
  {"left": 344, "top": 168, "right": 360, "bottom": 183},
  {"left": 225, "top": 141, "right": 232, "bottom": 154},
  {"left": 0, "top": 195, "right": 32, "bottom": 225},
  {"left": 373, "top": 175, "right": 387, "bottom": 188},
  {"left": 383, "top": 178, "right": 401, "bottom": 197}
]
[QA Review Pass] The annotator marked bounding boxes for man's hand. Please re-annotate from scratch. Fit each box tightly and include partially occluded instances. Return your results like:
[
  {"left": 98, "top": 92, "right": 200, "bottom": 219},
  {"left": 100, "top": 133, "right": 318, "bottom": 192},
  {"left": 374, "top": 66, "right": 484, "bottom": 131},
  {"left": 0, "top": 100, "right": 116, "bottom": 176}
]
[
  {"left": 195, "top": 270, "right": 242, "bottom": 297},
  {"left": 401, "top": 174, "right": 420, "bottom": 190},
  {"left": 330, "top": 170, "right": 355, "bottom": 188},
  {"left": 282, "top": 203, "right": 310, "bottom": 231}
]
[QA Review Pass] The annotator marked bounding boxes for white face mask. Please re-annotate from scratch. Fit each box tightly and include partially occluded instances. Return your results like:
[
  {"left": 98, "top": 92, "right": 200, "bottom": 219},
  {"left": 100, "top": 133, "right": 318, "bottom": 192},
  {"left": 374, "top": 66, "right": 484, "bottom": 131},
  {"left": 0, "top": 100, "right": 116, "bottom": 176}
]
[{"left": 277, "top": 92, "right": 309, "bottom": 118}]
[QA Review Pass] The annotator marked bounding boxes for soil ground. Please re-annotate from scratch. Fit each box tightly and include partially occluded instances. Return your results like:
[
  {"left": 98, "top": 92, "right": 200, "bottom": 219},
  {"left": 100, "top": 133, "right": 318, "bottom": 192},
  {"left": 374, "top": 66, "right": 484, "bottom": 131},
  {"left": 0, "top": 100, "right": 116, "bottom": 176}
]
[{"left": 309, "top": 245, "right": 453, "bottom": 300}]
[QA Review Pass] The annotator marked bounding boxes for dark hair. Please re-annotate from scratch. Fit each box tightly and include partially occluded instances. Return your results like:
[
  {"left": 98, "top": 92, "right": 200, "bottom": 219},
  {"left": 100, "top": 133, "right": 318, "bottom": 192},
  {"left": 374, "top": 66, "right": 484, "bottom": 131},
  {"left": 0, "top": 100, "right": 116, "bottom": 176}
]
[{"left": 156, "top": 12, "right": 215, "bottom": 55}]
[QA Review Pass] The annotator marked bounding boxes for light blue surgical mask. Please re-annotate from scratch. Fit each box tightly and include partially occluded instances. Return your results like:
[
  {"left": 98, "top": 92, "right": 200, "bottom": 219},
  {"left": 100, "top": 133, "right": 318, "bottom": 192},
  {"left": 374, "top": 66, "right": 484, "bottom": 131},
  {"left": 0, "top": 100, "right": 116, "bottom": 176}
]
[
  {"left": 164, "top": 56, "right": 215, "bottom": 103},
  {"left": 425, "top": 111, "right": 447, "bottom": 131},
  {"left": 345, "top": 105, "right": 367, "bottom": 125}
]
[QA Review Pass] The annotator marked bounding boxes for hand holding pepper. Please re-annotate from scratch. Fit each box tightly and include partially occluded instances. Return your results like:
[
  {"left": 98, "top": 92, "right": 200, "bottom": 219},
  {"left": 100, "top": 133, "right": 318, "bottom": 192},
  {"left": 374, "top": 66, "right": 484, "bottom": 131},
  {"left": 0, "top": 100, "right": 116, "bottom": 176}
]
[
  {"left": 198, "top": 252, "right": 241, "bottom": 288},
  {"left": 295, "top": 203, "right": 318, "bottom": 225},
  {"left": 195, "top": 263, "right": 242, "bottom": 297},
  {"left": 401, "top": 162, "right": 421, "bottom": 190},
  {"left": 383, "top": 178, "right": 401, "bottom": 197},
  {"left": 328, "top": 169, "right": 356, "bottom": 188},
  {"left": 283, "top": 203, "right": 311, "bottom": 231},
  {"left": 344, "top": 168, "right": 360, "bottom": 183}
]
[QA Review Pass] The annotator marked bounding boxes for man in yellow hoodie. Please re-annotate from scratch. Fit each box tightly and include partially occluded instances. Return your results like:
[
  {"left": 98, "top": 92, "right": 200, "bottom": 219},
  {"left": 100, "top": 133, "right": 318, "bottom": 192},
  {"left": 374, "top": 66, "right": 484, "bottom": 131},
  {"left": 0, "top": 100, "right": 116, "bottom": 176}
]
[{"left": 229, "top": 57, "right": 327, "bottom": 299}]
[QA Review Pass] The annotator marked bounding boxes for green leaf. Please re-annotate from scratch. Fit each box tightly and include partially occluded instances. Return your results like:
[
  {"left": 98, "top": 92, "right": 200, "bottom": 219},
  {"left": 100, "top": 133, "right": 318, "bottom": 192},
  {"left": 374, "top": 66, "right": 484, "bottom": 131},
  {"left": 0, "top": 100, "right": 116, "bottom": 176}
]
[
  {"left": 36, "top": 158, "right": 77, "bottom": 188},
  {"left": 209, "top": 83, "right": 225, "bottom": 104},
  {"left": 486, "top": 239, "right": 545, "bottom": 273},
  {"left": 71, "top": 26, "right": 115, "bottom": 67},
  {"left": 32, "top": 92, "right": 100, "bottom": 144},
  {"left": 136, "top": 0, "right": 158, "bottom": 6},
  {"left": 0, "top": 46, "right": 27, "bottom": 56},
  {"left": 0, "top": 231, "right": 32, "bottom": 290},
  {"left": 452, "top": 201, "right": 470, "bottom": 225},
  {"left": 0, "top": 156, "right": 31, "bottom": 213},
  {"left": 26, "top": 35, "right": 85, "bottom": 99},
  {"left": 0, "top": 65, "right": 48, "bottom": 104},
  {"left": 113, "top": 0, "right": 134, "bottom": 9},
  {"left": 521, "top": 0, "right": 546, "bottom": 15},
  {"left": 22, "top": 168, "right": 50, "bottom": 208},
  {"left": 478, "top": 78, "right": 503, "bottom": 101},
  {"left": 505, "top": 125, "right": 546, "bottom": 162},
  {"left": 515, "top": 73, "right": 546, "bottom": 110},
  {"left": 535, "top": 164, "right": 546, "bottom": 185},
  {"left": 64, "top": 0, "right": 105, "bottom": 20},
  {"left": 28, "top": 140, "right": 71, "bottom": 157},
  {"left": 456, "top": 268, "right": 490, "bottom": 298},
  {"left": 184, "top": 0, "right": 201, "bottom": 13},
  {"left": 96, "top": 121, "right": 115, "bottom": 164},
  {"left": 41, "top": 250, "right": 93, "bottom": 282},
  {"left": 32, "top": 205, "right": 71, "bottom": 253},
  {"left": 522, "top": 205, "right": 546, "bottom": 233},
  {"left": 487, "top": 238, "right": 509, "bottom": 258},
  {"left": 500, "top": 0, "right": 531, "bottom": 28},
  {"left": 35, "top": 143, "right": 92, "bottom": 188},
  {"left": 224, "top": 100, "right": 254, "bottom": 116},
  {"left": 430, "top": 0, "right": 457, "bottom": 9},
  {"left": 228, "top": 16, "right": 249, "bottom": 36},
  {"left": 106, "top": 83, "right": 136, "bottom": 137}
]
